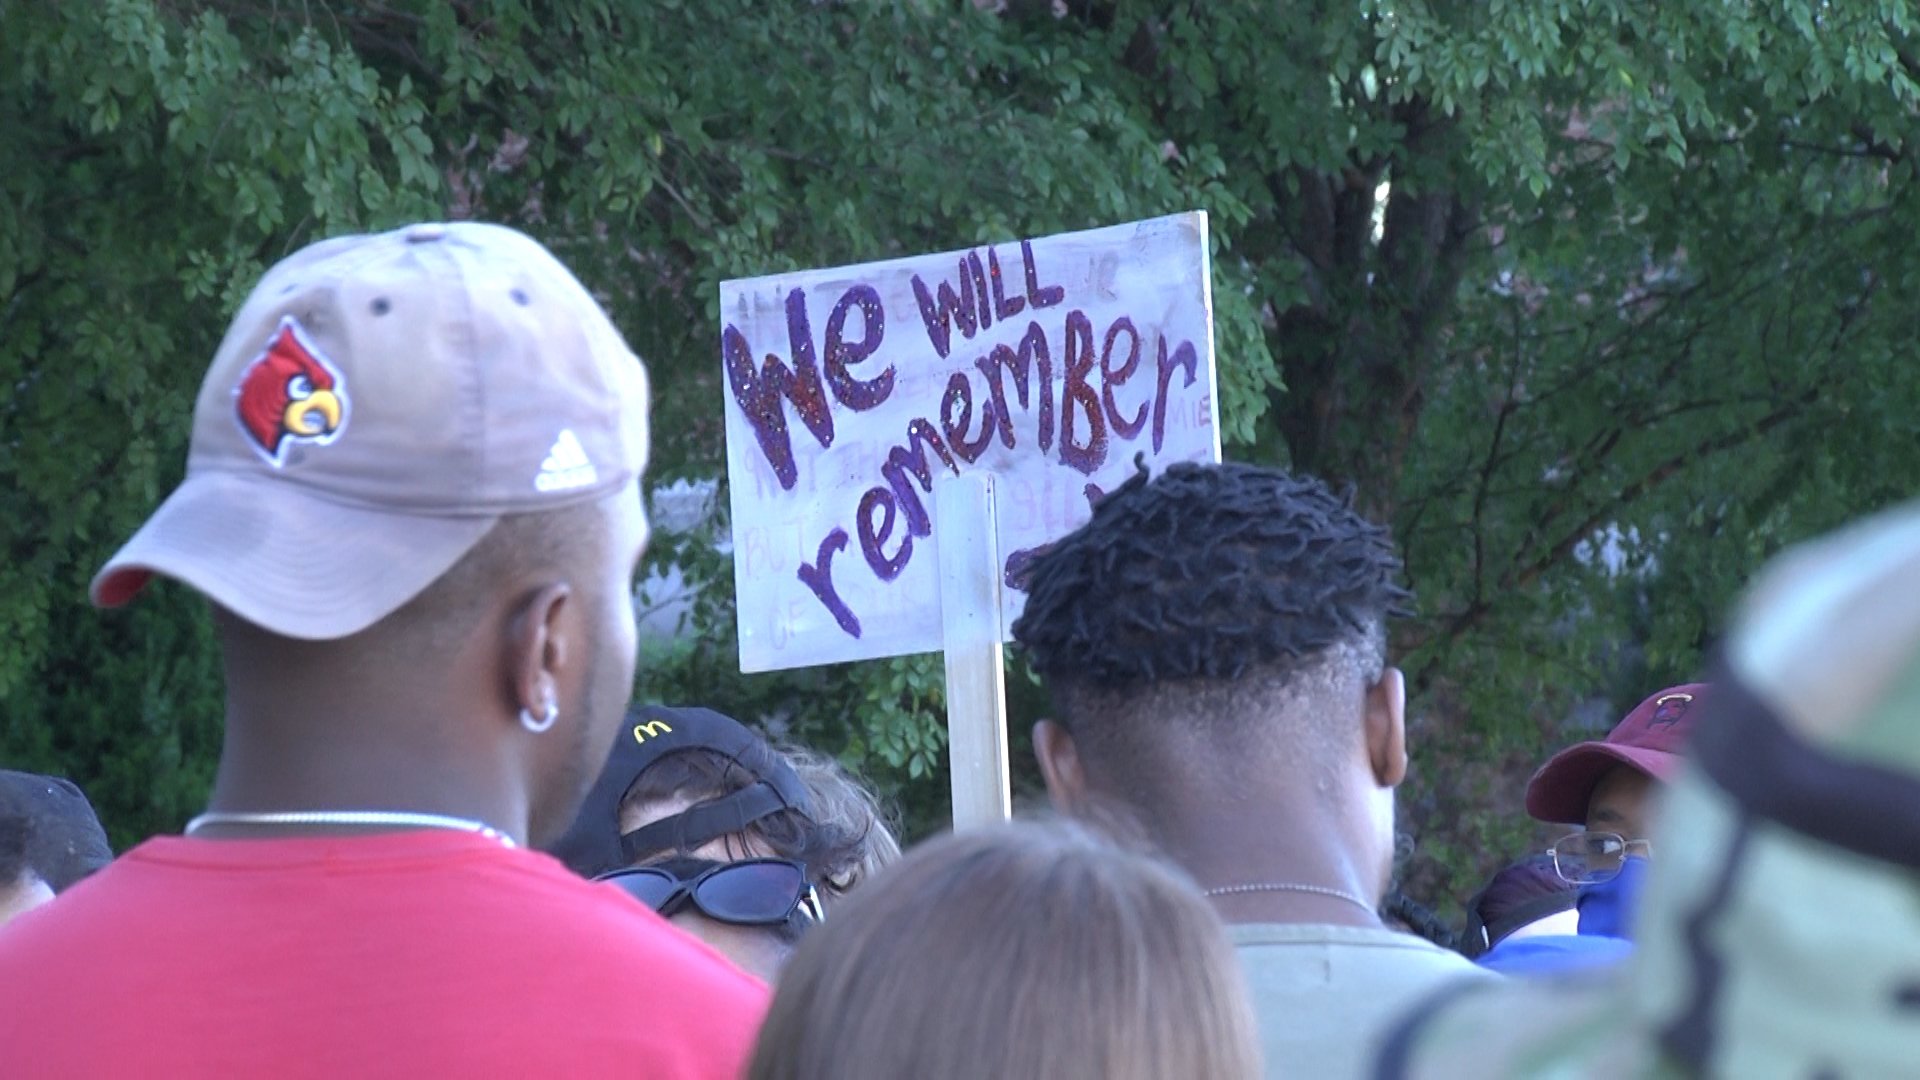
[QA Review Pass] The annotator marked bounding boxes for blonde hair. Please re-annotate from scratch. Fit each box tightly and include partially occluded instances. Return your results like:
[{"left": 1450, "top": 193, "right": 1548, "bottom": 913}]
[
  {"left": 780, "top": 745, "right": 901, "bottom": 899},
  {"left": 747, "top": 819, "right": 1262, "bottom": 1080}
]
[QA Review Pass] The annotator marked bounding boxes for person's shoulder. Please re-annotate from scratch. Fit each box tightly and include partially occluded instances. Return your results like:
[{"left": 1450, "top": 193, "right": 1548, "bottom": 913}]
[
  {"left": 1476, "top": 933, "right": 1632, "bottom": 977},
  {"left": 1230, "top": 923, "right": 1499, "bottom": 980},
  {"left": 484, "top": 850, "right": 769, "bottom": 992},
  {"left": 1364, "top": 929, "right": 1500, "bottom": 980},
  {"left": 1399, "top": 937, "right": 1501, "bottom": 980},
  {"left": 1229, "top": 922, "right": 1477, "bottom": 957},
  {"left": 0, "top": 851, "right": 160, "bottom": 1024},
  {"left": 1370, "top": 970, "right": 1632, "bottom": 1080},
  {"left": 0, "top": 842, "right": 155, "bottom": 950},
  {"left": 0, "top": 839, "right": 764, "bottom": 1076},
  {"left": 2, "top": 839, "right": 763, "bottom": 1005},
  {"left": 506, "top": 853, "right": 775, "bottom": 1006},
  {"left": 485, "top": 856, "right": 769, "bottom": 1067}
]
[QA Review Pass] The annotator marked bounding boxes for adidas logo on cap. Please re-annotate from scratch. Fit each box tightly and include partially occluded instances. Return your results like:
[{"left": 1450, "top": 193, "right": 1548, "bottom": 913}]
[{"left": 536, "top": 429, "right": 598, "bottom": 493}]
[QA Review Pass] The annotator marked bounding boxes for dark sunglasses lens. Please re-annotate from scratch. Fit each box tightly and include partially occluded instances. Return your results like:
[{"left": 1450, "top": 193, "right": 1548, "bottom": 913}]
[
  {"left": 693, "top": 861, "right": 806, "bottom": 924},
  {"left": 605, "top": 868, "right": 680, "bottom": 910}
]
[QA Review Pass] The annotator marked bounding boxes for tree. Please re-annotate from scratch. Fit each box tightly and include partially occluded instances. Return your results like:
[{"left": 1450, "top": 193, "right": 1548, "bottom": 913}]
[
  {"left": 5, "top": 2, "right": 1917, "bottom": 917},
  {"left": 0, "top": 0, "right": 1257, "bottom": 846}
]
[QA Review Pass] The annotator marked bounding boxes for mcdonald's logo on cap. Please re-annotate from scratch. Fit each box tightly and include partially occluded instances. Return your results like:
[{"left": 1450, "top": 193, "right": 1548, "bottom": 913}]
[{"left": 632, "top": 719, "right": 674, "bottom": 744}]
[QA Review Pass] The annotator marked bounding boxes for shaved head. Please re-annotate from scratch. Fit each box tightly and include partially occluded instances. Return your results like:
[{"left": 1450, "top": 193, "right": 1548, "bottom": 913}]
[
  {"left": 1054, "top": 639, "right": 1387, "bottom": 805},
  {"left": 205, "top": 487, "right": 648, "bottom": 849},
  {"left": 368, "top": 501, "right": 610, "bottom": 661}
]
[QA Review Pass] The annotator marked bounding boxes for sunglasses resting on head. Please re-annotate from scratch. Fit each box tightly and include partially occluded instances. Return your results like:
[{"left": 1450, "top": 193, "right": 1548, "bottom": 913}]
[{"left": 598, "top": 856, "right": 825, "bottom": 928}]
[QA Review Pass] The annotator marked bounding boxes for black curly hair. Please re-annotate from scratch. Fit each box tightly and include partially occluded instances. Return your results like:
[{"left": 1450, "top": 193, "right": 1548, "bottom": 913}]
[
  {"left": 1012, "top": 460, "right": 1412, "bottom": 781},
  {"left": 1015, "top": 460, "right": 1410, "bottom": 681}
]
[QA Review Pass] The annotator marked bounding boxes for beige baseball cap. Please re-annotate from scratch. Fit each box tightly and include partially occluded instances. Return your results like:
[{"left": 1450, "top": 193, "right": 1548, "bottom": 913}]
[{"left": 90, "top": 221, "right": 651, "bottom": 640}]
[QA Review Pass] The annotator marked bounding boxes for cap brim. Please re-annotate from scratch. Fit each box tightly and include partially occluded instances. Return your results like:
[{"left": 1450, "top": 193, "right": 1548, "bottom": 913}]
[
  {"left": 1523, "top": 743, "right": 1685, "bottom": 825},
  {"left": 90, "top": 470, "right": 497, "bottom": 640}
]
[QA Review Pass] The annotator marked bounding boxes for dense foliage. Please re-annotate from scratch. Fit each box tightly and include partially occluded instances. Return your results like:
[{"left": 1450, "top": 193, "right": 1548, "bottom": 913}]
[{"left": 6, "top": 1, "right": 1918, "bottom": 915}]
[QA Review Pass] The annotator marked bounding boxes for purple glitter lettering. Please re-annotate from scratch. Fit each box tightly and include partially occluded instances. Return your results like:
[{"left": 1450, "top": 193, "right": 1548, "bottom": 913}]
[
  {"left": 940, "top": 371, "right": 995, "bottom": 463},
  {"left": 879, "top": 419, "right": 958, "bottom": 539},
  {"left": 968, "top": 251, "right": 993, "bottom": 333},
  {"left": 910, "top": 261, "right": 978, "bottom": 359},
  {"left": 797, "top": 528, "right": 862, "bottom": 638},
  {"left": 987, "top": 246, "right": 1026, "bottom": 321},
  {"left": 1152, "top": 337, "right": 1200, "bottom": 453},
  {"left": 721, "top": 289, "right": 835, "bottom": 491},
  {"left": 856, "top": 486, "right": 912, "bottom": 580},
  {"left": 1058, "top": 310, "right": 1107, "bottom": 475},
  {"left": 1100, "top": 316, "right": 1146, "bottom": 440},
  {"left": 973, "top": 321, "right": 1053, "bottom": 452},
  {"left": 1021, "top": 239, "right": 1065, "bottom": 309},
  {"left": 824, "top": 284, "right": 893, "bottom": 411}
]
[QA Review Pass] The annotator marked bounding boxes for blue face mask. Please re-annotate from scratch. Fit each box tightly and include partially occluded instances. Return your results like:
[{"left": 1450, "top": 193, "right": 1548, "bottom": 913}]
[{"left": 1576, "top": 854, "right": 1650, "bottom": 939}]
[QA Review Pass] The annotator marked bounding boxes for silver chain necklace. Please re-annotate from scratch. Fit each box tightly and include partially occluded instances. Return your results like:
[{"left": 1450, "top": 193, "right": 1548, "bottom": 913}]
[
  {"left": 185, "top": 810, "right": 517, "bottom": 849},
  {"left": 1202, "top": 882, "right": 1374, "bottom": 913}
]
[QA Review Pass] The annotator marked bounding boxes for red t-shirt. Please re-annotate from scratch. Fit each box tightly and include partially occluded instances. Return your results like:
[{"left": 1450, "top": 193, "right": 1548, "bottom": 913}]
[{"left": 0, "top": 831, "right": 768, "bottom": 1078}]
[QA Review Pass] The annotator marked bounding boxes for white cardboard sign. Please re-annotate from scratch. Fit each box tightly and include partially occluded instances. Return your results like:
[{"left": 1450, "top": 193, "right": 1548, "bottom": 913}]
[{"left": 721, "top": 212, "right": 1221, "bottom": 673}]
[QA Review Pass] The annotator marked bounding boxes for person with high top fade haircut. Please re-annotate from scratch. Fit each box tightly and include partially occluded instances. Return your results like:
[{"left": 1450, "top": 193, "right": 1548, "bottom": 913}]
[
  {"left": 0, "top": 223, "right": 765, "bottom": 1077},
  {"left": 1011, "top": 461, "right": 1493, "bottom": 1080}
]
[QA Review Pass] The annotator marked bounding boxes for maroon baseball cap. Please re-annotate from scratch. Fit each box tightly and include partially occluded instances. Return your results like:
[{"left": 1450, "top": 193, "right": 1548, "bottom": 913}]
[{"left": 1524, "top": 683, "right": 1711, "bottom": 824}]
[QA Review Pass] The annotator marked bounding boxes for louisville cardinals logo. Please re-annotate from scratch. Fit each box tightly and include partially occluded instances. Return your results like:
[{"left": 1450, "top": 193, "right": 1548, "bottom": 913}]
[
  {"left": 1650, "top": 692, "right": 1694, "bottom": 728},
  {"left": 233, "top": 316, "right": 349, "bottom": 466}
]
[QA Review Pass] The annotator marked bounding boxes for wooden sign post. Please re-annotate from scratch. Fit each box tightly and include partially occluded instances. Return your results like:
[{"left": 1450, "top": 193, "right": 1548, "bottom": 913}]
[
  {"left": 934, "top": 472, "right": 1011, "bottom": 827},
  {"left": 717, "top": 213, "right": 1221, "bottom": 829}
]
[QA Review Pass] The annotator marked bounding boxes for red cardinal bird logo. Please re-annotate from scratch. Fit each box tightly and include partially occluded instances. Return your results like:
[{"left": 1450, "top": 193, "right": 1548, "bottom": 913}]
[{"left": 233, "top": 316, "right": 349, "bottom": 466}]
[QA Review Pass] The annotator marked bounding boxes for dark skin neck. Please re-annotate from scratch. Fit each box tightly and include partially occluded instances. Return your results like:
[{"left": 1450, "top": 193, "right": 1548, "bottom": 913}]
[
  {"left": 199, "top": 610, "right": 532, "bottom": 845},
  {"left": 1143, "top": 778, "right": 1390, "bottom": 929},
  {"left": 1038, "top": 669, "right": 1409, "bottom": 931}
]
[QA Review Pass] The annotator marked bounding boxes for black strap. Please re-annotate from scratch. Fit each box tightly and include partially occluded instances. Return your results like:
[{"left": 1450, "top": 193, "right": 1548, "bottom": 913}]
[
  {"left": 1692, "top": 673, "right": 1920, "bottom": 871},
  {"left": 619, "top": 781, "right": 790, "bottom": 863}
]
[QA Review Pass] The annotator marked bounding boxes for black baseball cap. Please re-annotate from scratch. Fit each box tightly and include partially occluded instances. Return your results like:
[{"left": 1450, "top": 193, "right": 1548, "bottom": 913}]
[
  {"left": 0, "top": 771, "right": 113, "bottom": 892},
  {"left": 548, "top": 706, "right": 813, "bottom": 878},
  {"left": 1461, "top": 854, "right": 1577, "bottom": 957}
]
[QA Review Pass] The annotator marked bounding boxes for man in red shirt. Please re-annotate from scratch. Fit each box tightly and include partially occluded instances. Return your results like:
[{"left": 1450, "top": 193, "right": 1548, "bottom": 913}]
[{"left": 0, "top": 223, "right": 767, "bottom": 1076}]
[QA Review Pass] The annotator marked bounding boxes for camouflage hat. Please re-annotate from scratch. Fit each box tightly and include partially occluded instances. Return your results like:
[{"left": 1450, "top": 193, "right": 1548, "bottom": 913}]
[{"left": 1376, "top": 501, "right": 1920, "bottom": 1079}]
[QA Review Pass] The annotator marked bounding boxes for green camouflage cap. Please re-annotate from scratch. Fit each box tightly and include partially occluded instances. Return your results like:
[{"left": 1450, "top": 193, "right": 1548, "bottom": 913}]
[{"left": 1377, "top": 501, "right": 1920, "bottom": 1079}]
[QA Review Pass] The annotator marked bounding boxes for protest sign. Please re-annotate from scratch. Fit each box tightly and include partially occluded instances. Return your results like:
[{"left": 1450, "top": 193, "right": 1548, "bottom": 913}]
[{"left": 721, "top": 212, "right": 1221, "bottom": 675}]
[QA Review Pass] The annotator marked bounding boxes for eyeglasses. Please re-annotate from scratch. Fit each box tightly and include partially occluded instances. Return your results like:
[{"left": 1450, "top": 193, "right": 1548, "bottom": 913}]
[
  {"left": 1547, "top": 831, "right": 1653, "bottom": 885},
  {"left": 597, "top": 857, "right": 825, "bottom": 927}
]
